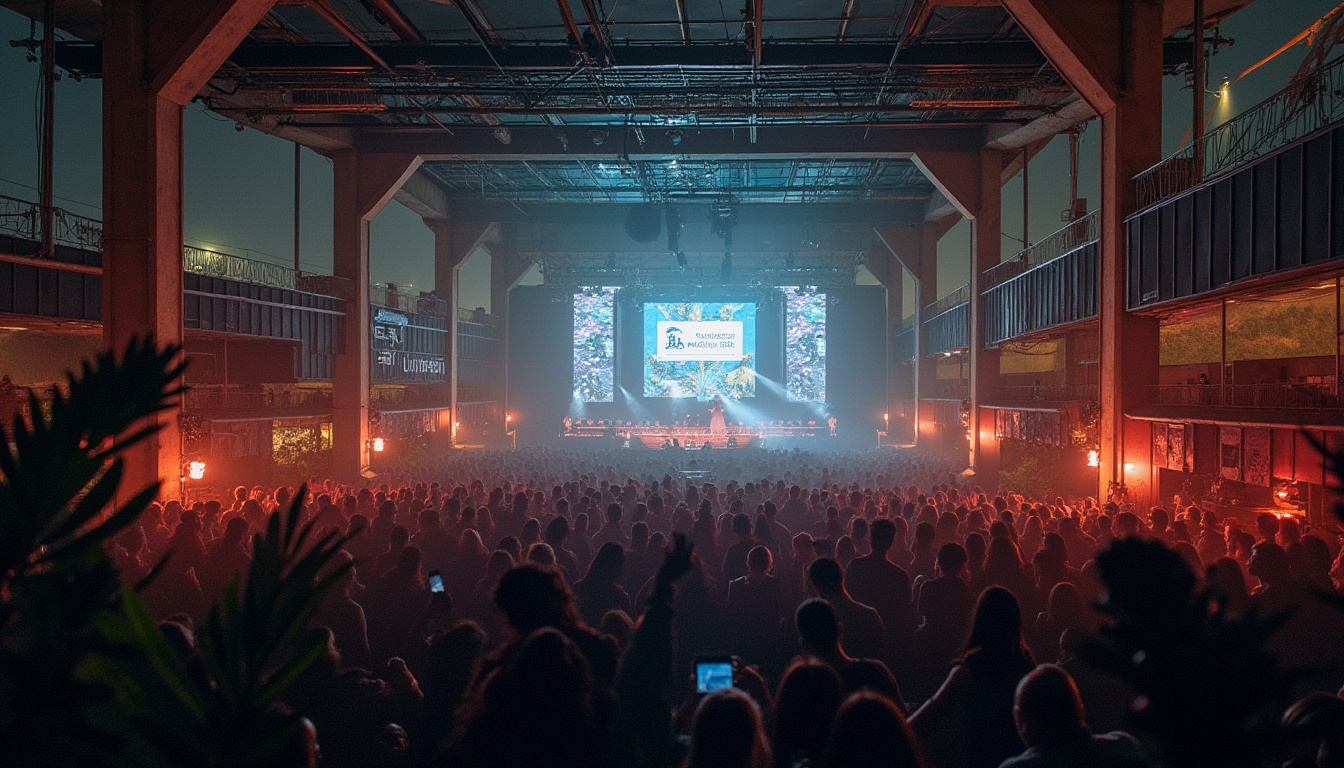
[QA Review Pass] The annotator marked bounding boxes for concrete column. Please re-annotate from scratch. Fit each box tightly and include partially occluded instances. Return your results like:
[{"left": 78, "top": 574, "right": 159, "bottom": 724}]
[
  {"left": 915, "top": 227, "right": 939, "bottom": 446},
  {"left": 970, "top": 151, "right": 1004, "bottom": 481},
  {"left": 331, "top": 151, "right": 421, "bottom": 480},
  {"left": 102, "top": 0, "right": 277, "bottom": 500},
  {"left": 1098, "top": 6, "right": 1164, "bottom": 503},
  {"left": 332, "top": 152, "right": 372, "bottom": 481},
  {"left": 999, "top": 0, "right": 1166, "bottom": 502},
  {"left": 430, "top": 219, "right": 491, "bottom": 445},
  {"left": 489, "top": 225, "right": 536, "bottom": 432}
]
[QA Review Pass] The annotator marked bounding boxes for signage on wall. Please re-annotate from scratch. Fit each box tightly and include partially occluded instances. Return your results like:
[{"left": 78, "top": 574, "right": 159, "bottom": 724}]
[{"left": 371, "top": 307, "right": 446, "bottom": 383}]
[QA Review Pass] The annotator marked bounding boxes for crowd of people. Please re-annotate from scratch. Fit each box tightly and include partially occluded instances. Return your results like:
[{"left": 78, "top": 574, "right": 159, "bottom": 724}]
[{"left": 109, "top": 447, "right": 1344, "bottom": 768}]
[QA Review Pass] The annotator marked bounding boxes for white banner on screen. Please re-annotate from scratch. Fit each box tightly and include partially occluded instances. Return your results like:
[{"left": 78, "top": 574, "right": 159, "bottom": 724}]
[{"left": 656, "top": 321, "right": 744, "bottom": 361}]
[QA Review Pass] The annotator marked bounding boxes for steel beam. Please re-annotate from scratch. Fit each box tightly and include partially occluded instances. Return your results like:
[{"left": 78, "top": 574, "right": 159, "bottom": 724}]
[
  {"left": 54, "top": 39, "right": 1051, "bottom": 74},
  {"left": 357, "top": 123, "right": 984, "bottom": 159}
]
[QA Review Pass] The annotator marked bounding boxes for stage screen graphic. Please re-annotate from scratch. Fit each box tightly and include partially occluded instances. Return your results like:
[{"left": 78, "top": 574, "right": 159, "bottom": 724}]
[
  {"left": 783, "top": 287, "right": 826, "bottom": 402},
  {"left": 573, "top": 288, "right": 616, "bottom": 402},
  {"left": 643, "top": 302, "right": 756, "bottom": 399}
]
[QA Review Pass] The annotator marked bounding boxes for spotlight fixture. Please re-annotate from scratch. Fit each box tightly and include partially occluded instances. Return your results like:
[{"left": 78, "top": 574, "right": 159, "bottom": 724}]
[
  {"left": 588, "top": 129, "right": 609, "bottom": 146},
  {"left": 372, "top": 437, "right": 385, "bottom": 452},
  {"left": 667, "top": 128, "right": 684, "bottom": 145},
  {"left": 493, "top": 126, "right": 512, "bottom": 145},
  {"left": 187, "top": 461, "right": 206, "bottom": 480}
]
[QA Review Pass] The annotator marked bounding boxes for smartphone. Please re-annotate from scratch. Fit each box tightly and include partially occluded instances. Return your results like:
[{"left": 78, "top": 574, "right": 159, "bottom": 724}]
[
  {"left": 694, "top": 656, "right": 734, "bottom": 694},
  {"left": 427, "top": 570, "right": 445, "bottom": 594}
]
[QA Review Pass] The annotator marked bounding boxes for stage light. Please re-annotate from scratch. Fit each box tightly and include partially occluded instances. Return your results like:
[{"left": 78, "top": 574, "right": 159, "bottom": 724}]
[
  {"left": 493, "top": 126, "right": 512, "bottom": 144},
  {"left": 1123, "top": 462, "right": 1136, "bottom": 473},
  {"left": 588, "top": 129, "right": 609, "bottom": 146},
  {"left": 187, "top": 461, "right": 206, "bottom": 480},
  {"left": 372, "top": 437, "right": 385, "bottom": 452},
  {"left": 506, "top": 414, "right": 513, "bottom": 423},
  {"left": 1087, "top": 449, "right": 1100, "bottom": 467},
  {"left": 667, "top": 128, "right": 684, "bottom": 145}
]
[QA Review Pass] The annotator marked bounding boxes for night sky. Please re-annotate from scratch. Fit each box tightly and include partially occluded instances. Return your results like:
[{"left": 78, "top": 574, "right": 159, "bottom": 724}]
[{"left": 0, "top": 1, "right": 1335, "bottom": 316}]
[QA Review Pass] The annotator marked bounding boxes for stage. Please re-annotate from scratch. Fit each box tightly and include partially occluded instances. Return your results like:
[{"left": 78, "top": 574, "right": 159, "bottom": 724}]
[{"left": 561, "top": 422, "right": 831, "bottom": 449}]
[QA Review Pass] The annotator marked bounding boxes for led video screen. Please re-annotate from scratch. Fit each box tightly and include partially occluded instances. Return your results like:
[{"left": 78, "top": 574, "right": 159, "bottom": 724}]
[
  {"left": 783, "top": 287, "right": 826, "bottom": 402},
  {"left": 643, "top": 301, "right": 756, "bottom": 399},
  {"left": 573, "top": 288, "right": 616, "bottom": 402}
]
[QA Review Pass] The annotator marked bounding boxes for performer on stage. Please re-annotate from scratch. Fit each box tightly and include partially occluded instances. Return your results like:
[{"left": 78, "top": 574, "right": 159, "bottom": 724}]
[{"left": 709, "top": 395, "right": 727, "bottom": 436}]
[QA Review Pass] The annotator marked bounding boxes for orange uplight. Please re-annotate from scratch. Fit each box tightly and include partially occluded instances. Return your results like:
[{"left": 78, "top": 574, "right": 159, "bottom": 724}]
[
  {"left": 187, "top": 461, "right": 206, "bottom": 480},
  {"left": 506, "top": 414, "right": 513, "bottom": 422},
  {"left": 372, "top": 437, "right": 385, "bottom": 452},
  {"left": 1087, "top": 450, "right": 1100, "bottom": 468}
]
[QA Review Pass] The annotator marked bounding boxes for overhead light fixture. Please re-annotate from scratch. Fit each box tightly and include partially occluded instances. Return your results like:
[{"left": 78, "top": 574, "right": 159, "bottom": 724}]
[
  {"left": 667, "top": 128, "right": 684, "bottom": 145},
  {"left": 493, "top": 126, "right": 512, "bottom": 145},
  {"left": 588, "top": 129, "right": 609, "bottom": 146}
]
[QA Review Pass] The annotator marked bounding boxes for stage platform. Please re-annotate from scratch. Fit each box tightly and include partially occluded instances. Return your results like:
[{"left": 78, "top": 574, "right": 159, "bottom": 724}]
[{"left": 562, "top": 424, "right": 827, "bottom": 449}]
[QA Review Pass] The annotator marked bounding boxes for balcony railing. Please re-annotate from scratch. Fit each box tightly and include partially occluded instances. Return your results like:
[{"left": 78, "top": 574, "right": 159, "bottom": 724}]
[
  {"left": 1133, "top": 53, "right": 1344, "bottom": 210},
  {"left": 924, "top": 283, "right": 969, "bottom": 317},
  {"left": 0, "top": 194, "right": 103, "bottom": 251},
  {"left": 183, "top": 388, "right": 333, "bottom": 413},
  {"left": 996, "top": 383, "right": 1098, "bottom": 404},
  {"left": 1143, "top": 383, "right": 1343, "bottom": 411},
  {"left": 983, "top": 211, "right": 1098, "bottom": 290},
  {"left": 371, "top": 285, "right": 449, "bottom": 316},
  {"left": 185, "top": 246, "right": 353, "bottom": 301},
  {"left": 373, "top": 388, "right": 450, "bottom": 411}
]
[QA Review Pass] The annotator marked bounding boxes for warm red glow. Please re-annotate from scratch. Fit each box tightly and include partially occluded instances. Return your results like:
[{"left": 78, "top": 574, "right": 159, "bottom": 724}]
[{"left": 372, "top": 437, "right": 385, "bottom": 452}]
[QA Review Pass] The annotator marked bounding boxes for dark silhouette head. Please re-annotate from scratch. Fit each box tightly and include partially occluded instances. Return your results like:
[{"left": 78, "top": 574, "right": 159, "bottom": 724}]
[
  {"left": 773, "top": 659, "right": 843, "bottom": 768},
  {"left": 825, "top": 692, "right": 925, "bottom": 768},
  {"left": 685, "top": 687, "right": 770, "bottom": 768},
  {"left": 869, "top": 518, "right": 897, "bottom": 554},
  {"left": 963, "top": 586, "right": 1030, "bottom": 660},
  {"left": 808, "top": 557, "right": 845, "bottom": 597},
  {"left": 492, "top": 563, "right": 583, "bottom": 636},
  {"left": 796, "top": 598, "right": 841, "bottom": 653},
  {"left": 1013, "top": 664, "right": 1089, "bottom": 747}
]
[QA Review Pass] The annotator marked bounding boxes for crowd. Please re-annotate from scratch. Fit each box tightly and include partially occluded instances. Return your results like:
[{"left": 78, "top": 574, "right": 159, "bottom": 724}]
[{"left": 109, "top": 447, "right": 1344, "bottom": 768}]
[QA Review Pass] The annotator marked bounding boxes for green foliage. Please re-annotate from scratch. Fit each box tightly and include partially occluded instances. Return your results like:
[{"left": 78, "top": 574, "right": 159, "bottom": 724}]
[
  {"left": 0, "top": 337, "right": 184, "bottom": 767},
  {"left": 0, "top": 338, "right": 348, "bottom": 767},
  {"left": 1081, "top": 538, "right": 1294, "bottom": 768},
  {"left": 78, "top": 493, "right": 351, "bottom": 767}
]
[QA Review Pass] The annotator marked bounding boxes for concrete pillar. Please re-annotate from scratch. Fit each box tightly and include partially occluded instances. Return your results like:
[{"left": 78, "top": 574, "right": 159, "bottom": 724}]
[
  {"left": 999, "top": 0, "right": 1165, "bottom": 501},
  {"left": 1098, "top": 7, "right": 1164, "bottom": 504},
  {"left": 429, "top": 219, "right": 491, "bottom": 445},
  {"left": 970, "top": 151, "right": 1005, "bottom": 482},
  {"left": 331, "top": 151, "right": 421, "bottom": 480},
  {"left": 915, "top": 227, "right": 940, "bottom": 447},
  {"left": 102, "top": 0, "right": 277, "bottom": 500},
  {"left": 489, "top": 225, "right": 536, "bottom": 432}
]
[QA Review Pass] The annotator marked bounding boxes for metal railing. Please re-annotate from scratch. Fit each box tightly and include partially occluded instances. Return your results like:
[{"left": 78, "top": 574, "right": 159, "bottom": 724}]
[
  {"left": 373, "top": 388, "right": 450, "bottom": 410},
  {"left": 185, "top": 245, "right": 353, "bottom": 301},
  {"left": 1133, "top": 54, "right": 1344, "bottom": 210},
  {"left": 983, "top": 211, "right": 1098, "bottom": 290},
  {"left": 371, "top": 285, "right": 449, "bottom": 316},
  {"left": 898, "top": 314, "right": 916, "bottom": 331},
  {"left": 996, "top": 383, "right": 1098, "bottom": 403},
  {"left": 1144, "top": 383, "right": 1343, "bottom": 411},
  {"left": 0, "top": 194, "right": 103, "bottom": 251},
  {"left": 183, "top": 388, "right": 333, "bottom": 413},
  {"left": 925, "top": 283, "right": 969, "bottom": 318},
  {"left": 0, "top": 195, "right": 352, "bottom": 300}
]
